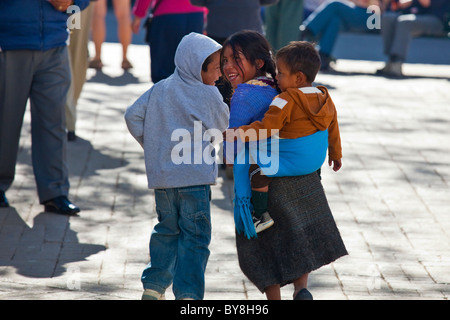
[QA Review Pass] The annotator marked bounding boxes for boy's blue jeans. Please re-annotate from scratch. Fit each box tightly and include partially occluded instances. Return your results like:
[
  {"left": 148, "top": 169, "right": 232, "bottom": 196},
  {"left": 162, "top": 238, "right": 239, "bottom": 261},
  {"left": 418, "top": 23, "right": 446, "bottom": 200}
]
[{"left": 141, "top": 185, "right": 212, "bottom": 300}]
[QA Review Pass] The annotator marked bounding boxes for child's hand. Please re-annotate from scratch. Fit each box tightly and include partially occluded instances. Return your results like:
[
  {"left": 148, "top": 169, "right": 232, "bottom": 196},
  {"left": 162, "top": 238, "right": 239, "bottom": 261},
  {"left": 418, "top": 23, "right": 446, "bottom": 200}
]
[{"left": 328, "top": 158, "right": 342, "bottom": 172}]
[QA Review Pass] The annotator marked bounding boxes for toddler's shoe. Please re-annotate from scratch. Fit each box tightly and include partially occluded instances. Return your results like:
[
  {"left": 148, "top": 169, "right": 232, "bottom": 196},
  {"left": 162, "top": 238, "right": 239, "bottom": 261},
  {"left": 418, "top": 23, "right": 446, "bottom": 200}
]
[
  {"left": 253, "top": 212, "right": 274, "bottom": 233},
  {"left": 142, "top": 289, "right": 166, "bottom": 300}
]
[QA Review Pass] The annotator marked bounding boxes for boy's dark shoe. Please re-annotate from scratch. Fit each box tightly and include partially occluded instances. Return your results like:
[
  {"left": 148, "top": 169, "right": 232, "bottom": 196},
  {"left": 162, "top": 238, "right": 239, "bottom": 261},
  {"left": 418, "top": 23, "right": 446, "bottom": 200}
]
[
  {"left": 43, "top": 196, "right": 80, "bottom": 215},
  {"left": 0, "top": 191, "right": 9, "bottom": 208}
]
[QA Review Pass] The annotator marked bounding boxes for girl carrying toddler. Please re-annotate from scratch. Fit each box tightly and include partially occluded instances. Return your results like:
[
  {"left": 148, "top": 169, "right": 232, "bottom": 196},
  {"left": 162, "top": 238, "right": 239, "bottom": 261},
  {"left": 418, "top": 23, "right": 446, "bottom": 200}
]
[{"left": 222, "top": 30, "right": 347, "bottom": 300}]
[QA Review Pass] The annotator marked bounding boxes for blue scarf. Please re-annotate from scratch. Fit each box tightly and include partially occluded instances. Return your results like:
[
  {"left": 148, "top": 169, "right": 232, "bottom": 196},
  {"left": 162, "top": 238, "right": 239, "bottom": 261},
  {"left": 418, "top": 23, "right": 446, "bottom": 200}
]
[{"left": 233, "top": 130, "right": 329, "bottom": 238}]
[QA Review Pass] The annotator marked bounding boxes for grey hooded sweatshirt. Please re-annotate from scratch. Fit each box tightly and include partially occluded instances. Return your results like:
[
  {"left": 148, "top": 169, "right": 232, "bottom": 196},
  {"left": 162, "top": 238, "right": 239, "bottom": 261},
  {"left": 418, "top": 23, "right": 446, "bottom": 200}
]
[{"left": 124, "top": 33, "right": 229, "bottom": 189}]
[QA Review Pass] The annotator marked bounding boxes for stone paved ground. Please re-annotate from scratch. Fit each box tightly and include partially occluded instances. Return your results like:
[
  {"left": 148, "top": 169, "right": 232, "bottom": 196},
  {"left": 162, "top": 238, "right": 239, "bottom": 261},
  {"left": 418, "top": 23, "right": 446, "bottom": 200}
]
[{"left": 0, "top": 41, "right": 449, "bottom": 300}]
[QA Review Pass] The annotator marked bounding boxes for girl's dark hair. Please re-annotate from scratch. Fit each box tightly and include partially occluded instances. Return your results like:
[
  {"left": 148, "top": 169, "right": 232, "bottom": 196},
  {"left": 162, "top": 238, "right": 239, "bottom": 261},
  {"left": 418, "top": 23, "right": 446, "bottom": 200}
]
[{"left": 220, "top": 30, "right": 278, "bottom": 88}]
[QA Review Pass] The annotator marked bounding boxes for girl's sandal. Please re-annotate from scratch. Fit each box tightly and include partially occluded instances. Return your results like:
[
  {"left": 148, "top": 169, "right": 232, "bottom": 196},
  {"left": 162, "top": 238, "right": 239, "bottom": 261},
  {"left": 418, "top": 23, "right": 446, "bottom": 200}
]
[
  {"left": 121, "top": 59, "right": 133, "bottom": 71},
  {"left": 89, "top": 59, "right": 103, "bottom": 70}
]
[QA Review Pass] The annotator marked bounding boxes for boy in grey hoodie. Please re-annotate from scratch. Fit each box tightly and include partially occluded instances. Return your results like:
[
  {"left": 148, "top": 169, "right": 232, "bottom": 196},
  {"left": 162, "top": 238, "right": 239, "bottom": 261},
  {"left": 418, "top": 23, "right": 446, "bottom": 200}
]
[{"left": 124, "top": 33, "right": 229, "bottom": 300}]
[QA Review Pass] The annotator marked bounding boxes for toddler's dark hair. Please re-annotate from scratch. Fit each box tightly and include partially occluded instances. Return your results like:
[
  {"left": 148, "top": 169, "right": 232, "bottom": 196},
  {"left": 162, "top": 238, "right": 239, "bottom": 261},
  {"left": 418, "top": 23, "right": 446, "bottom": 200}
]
[
  {"left": 276, "top": 41, "right": 321, "bottom": 83},
  {"left": 220, "top": 30, "right": 278, "bottom": 87}
]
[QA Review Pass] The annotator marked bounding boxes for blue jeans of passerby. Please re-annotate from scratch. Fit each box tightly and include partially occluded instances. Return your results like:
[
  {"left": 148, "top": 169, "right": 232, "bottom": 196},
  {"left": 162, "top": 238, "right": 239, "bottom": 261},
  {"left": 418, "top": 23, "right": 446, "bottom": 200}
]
[
  {"left": 141, "top": 185, "right": 212, "bottom": 300},
  {"left": 303, "top": 0, "right": 369, "bottom": 55}
]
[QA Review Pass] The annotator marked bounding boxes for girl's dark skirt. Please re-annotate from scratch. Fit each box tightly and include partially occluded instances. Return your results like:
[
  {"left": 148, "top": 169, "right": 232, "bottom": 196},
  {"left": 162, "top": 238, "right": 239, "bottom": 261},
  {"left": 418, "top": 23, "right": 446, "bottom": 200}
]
[{"left": 236, "top": 172, "right": 348, "bottom": 293}]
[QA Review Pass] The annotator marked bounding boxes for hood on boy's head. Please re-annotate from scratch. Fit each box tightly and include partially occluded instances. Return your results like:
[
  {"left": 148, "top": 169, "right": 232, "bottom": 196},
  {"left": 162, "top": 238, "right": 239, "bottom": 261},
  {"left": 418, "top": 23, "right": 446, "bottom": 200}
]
[{"left": 174, "top": 32, "right": 222, "bottom": 83}]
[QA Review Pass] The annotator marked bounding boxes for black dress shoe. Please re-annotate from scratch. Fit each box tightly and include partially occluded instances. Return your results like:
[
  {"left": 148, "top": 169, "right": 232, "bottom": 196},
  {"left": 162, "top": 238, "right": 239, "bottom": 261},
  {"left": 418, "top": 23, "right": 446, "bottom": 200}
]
[
  {"left": 0, "top": 191, "right": 9, "bottom": 208},
  {"left": 44, "top": 196, "right": 80, "bottom": 215}
]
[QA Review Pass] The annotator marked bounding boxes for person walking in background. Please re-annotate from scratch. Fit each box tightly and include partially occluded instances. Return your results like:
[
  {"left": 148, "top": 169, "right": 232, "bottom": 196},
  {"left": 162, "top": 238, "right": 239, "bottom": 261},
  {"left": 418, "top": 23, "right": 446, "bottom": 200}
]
[
  {"left": 0, "top": 0, "right": 89, "bottom": 214},
  {"left": 377, "top": 0, "right": 450, "bottom": 77},
  {"left": 190, "top": 0, "right": 279, "bottom": 45},
  {"left": 264, "top": 0, "right": 304, "bottom": 52},
  {"left": 300, "top": 0, "right": 383, "bottom": 71},
  {"left": 131, "top": 0, "right": 205, "bottom": 83},
  {"left": 66, "top": 1, "right": 95, "bottom": 141},
  {"left": 124, "top": 33, "right": 229, "bottom": 300},
  {"left": 90, "top": 0, "right": 133, "bottom": 70}
]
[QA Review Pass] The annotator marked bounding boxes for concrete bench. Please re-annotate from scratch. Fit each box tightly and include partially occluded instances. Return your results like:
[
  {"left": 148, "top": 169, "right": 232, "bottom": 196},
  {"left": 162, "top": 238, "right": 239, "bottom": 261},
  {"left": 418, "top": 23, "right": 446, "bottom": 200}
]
[{"left": 332, "top": 31, "right": 450, "bottom": 65}]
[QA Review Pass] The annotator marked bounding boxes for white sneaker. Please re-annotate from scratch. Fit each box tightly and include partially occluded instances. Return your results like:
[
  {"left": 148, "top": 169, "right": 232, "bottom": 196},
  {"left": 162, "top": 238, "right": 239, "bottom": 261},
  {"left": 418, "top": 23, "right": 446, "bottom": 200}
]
[
  {"left": 142, "top": 289, "right": 166, "bottom": 300},
  {"left": 253, "top": 212, "right": 274, "bottom": 233}
]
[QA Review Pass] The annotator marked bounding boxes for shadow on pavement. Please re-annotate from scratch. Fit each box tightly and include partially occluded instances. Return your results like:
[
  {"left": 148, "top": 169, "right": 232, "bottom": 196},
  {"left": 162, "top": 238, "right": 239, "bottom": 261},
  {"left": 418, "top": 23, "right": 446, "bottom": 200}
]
[
  {"left": 87, "top": 70, "right": 141, "bottom": 86},
  {"left": 0, "top": 208, "right": 106, "bottom": 278}
]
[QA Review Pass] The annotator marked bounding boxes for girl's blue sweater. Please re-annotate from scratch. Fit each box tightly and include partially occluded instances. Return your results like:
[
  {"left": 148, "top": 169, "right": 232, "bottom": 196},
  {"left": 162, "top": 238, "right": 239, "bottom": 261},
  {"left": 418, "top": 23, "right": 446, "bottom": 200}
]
[
  {"left": 229, "top": 83, "right": 279, "bottom": 128},
  {"left": 225, "top": 82, "right": 279, "bottom": 163}
]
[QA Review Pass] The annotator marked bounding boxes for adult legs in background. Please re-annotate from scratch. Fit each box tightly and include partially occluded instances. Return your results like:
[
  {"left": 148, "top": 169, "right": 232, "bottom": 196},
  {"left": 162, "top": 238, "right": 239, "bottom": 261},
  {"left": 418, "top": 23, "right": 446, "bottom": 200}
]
[
  {"left": 29, "top": 47, "right": 71, "bottom": 203},
  {"left": 301, "top": 0, "right": 368, "bottom": 69},
  {"left": 380, "top": 12, "right": 399, "bottom": 60},
  {"left": 265, "top": 0, "right": 304, "bottom": 52},
  {"left": 90, "top": 0, "right": 133, "bottom": 70},
  {"left": 0, "top": 48, "right": 74, "bottom": 210},
  {"left": 148, "top": 13, "right": 203, "bottom": 83},
  {"left": 112, "top": 0, "right": 132, "bottom": 69},
  {"left": 66, "top": 2, "right": 94, "bottom": 140},
  {"left": 90, "top": 0, "right": 107, "bottom": 68},
  {"left": 0, "top": 50, "right": 34, "bottom": 195},
  {"left": 378, "top": 12, "right": 444, "bottom": 76}
]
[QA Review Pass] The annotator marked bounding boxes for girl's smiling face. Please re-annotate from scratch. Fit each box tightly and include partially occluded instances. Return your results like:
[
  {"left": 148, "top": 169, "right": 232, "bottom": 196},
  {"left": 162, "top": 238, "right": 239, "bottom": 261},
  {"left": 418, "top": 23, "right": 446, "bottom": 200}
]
[{"left": 221, "top": 45, "right": 259, "bottom": 89}]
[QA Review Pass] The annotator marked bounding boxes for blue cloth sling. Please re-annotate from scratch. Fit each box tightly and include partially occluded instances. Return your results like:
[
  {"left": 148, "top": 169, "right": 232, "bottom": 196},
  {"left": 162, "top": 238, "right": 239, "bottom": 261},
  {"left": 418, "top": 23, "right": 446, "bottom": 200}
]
[{"left": 233, "top": 129, "right": 329, "bottom": 239}]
